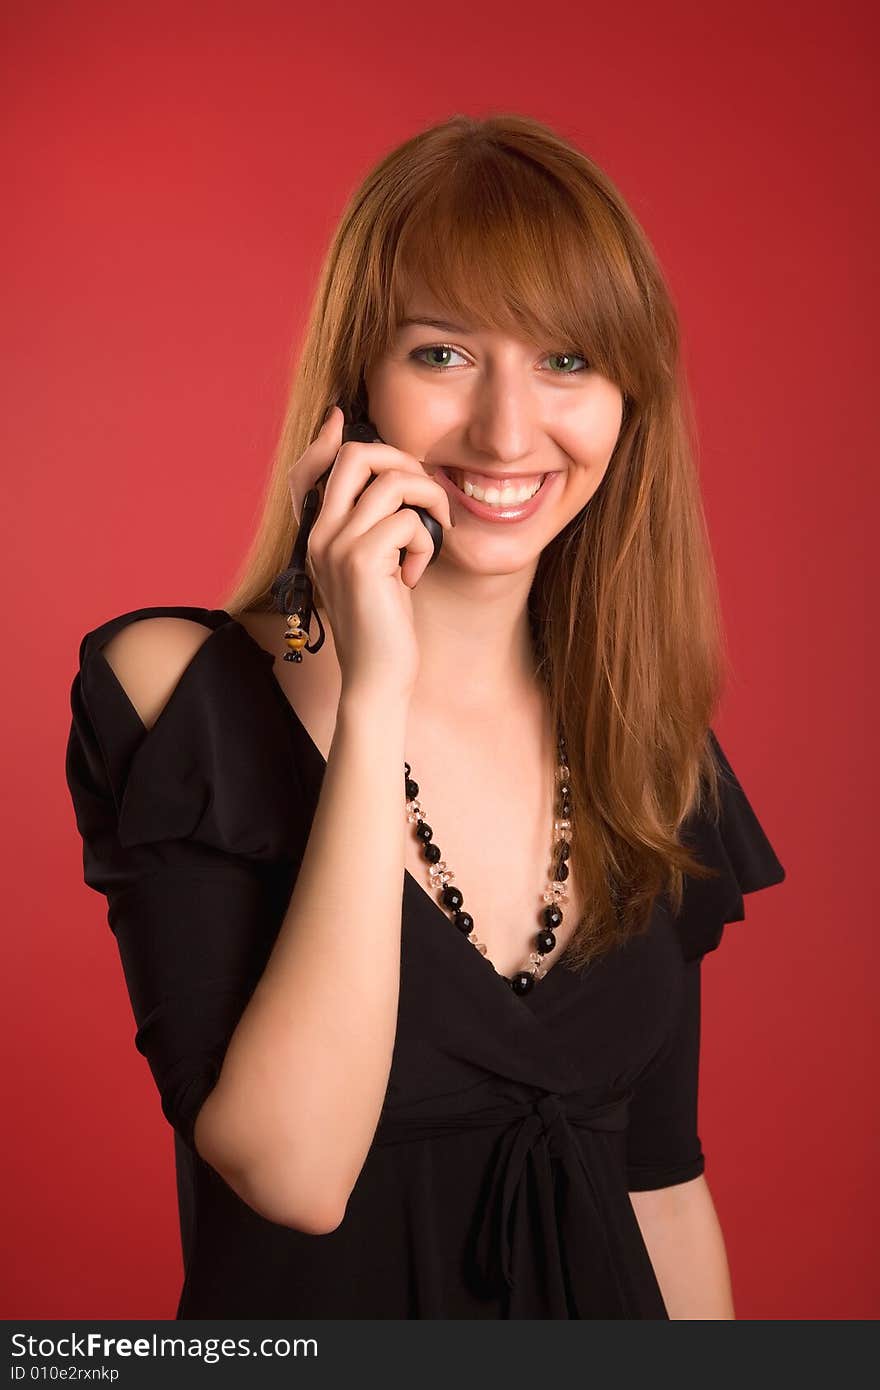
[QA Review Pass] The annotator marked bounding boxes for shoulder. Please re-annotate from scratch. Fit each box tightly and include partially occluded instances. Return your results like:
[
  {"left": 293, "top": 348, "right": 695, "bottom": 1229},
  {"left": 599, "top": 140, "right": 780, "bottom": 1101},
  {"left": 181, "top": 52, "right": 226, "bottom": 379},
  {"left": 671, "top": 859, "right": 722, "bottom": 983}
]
[
  {"left": 68, "top": 603, "right": 304, "bottom": 861},
  {"left": 102, "top": 614, "right": 217, "bottom": 731},
  {"left": 75, "top": 604, "right": 282, "bottom": 737}
]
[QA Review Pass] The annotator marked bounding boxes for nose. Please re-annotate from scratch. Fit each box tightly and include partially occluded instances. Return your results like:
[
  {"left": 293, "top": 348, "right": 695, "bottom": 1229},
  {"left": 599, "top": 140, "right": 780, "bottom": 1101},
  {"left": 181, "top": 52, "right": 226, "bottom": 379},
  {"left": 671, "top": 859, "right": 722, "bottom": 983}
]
[{"left": 465, "top": 372, "right": 537, "bottom": 468}]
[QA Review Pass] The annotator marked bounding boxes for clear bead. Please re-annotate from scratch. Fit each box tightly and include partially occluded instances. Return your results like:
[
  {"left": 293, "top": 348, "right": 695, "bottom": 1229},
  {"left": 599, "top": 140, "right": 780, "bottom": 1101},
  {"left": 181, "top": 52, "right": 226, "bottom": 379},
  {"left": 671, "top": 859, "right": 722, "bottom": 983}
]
[
  {"left": 543, "top": 883, "right": 569, "bottom": 904},
  {"left": 428, "top": 862, "right": 453, "bottom": 885}
]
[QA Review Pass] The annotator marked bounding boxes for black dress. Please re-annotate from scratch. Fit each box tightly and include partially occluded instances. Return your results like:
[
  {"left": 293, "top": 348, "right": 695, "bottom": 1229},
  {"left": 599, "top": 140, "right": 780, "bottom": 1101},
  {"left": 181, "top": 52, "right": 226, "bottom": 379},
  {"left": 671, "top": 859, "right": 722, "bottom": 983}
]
[{"left": 64, "top": 604, "right": 786, "bottom": 1320}]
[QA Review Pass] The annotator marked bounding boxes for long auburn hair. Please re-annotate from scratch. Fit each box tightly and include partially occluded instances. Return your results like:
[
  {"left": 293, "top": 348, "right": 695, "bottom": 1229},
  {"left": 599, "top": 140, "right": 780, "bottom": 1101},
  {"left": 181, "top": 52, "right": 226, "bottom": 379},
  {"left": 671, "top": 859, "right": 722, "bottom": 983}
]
[{"left": 221, "top": 111, "right": 727, "bottom": 970}]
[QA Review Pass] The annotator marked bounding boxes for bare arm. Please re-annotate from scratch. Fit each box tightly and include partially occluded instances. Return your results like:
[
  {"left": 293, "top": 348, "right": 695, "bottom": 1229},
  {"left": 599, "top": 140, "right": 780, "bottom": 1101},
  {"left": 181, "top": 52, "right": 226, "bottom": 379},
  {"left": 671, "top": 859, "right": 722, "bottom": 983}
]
[
  {"left": 629, "top": 1174, "right": 735, "bottom": 1318},
  {"left": 103, "top": 617, "right": 410, "bottom": 1234},
  {"left": 197, "top": 687, "right": 408, "bottom": 1232}
]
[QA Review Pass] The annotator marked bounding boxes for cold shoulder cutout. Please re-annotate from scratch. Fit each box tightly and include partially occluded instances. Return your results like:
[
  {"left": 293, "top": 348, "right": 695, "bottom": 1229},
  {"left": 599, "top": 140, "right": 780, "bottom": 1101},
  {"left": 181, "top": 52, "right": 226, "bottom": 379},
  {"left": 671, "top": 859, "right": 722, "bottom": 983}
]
[
  {"left": 100, "top": 614, "right": 217, "bottom": 732},
  {"left": 69, "top": 605, "right": 310, "bottom": 861},
  {"left": 64, "top": 605, "right": 787, "bottom": 1319}
]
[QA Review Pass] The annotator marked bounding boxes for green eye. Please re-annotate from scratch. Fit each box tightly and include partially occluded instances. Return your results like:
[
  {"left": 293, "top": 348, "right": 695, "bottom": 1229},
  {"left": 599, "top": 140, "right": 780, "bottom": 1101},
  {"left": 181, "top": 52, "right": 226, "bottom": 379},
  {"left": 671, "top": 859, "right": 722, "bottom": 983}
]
[
  {"left": 411, "top": 345, "right": 468, "bottom": 369},
  {"left": 546, "top": 353, "right": 588, "bottom": 374}
]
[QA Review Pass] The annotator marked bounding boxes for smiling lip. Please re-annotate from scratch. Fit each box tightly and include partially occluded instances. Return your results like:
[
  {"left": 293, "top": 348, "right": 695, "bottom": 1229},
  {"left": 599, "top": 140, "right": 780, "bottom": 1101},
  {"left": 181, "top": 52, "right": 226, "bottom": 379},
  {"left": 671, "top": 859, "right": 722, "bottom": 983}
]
[{"left": 435, "top": 466, "right": 560, "bottom": 523}]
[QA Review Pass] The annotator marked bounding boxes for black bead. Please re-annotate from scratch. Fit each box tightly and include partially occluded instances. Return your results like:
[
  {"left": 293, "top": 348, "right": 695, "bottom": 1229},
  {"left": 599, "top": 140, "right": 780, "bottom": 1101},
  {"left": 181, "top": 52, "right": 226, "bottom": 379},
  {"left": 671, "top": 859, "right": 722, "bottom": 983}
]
[
  {"left": 536, "top": 929, "right": 557, "bottom": 954},
  {"left": 542, "top": 903, "right": 563, "bottom": 930},
  {"left": 404, "top": 762, "right": 411, "bottom": 775},
  {"left": 424, "top": 842, "right": 441, "bottom": 864},
  {"left": 441, "top": 884, "right": 464, "bottom": 912},
  {"left": 558, "top": 841, "right": 571, "bottom": 862},
  {"left": 511, "top": 971, "right": 535, "bottom": 995},
  {"left": 558, "top": 781, "right": 571, "bottom": 799},
  {"left": 415, "top": 821, "right": 433, "bottom": 843},
  {"left": 405, "top": 777, "right": 419, "bottom": 800},
  {"left": 453, "top": 909, "right": 473, "bottom": 934},
  {"left": 561, "top": 800, "right": 571, "bottom": 817},
  {"left": 554, "top": 860, "right": 569, "bottom": 882}
]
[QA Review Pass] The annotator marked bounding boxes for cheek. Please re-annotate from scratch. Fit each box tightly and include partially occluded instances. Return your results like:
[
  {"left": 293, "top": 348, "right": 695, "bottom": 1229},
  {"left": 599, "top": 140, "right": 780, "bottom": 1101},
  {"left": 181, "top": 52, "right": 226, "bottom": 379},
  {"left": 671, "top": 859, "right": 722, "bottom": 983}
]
[
  {"left": 561, "top": 429, "right": 616, "bottom": 481},
  {"left": 372, "top": 390, "right": 461, "bottom": 463},
  {"left": 561, "top": 387, "right": 625, "bottom": 467},
  {"left": 365, "top": 363, "right": 440, "bottom": 439},
  {"left": 556, "top": 423, "right": 619, "bottom": 508}
]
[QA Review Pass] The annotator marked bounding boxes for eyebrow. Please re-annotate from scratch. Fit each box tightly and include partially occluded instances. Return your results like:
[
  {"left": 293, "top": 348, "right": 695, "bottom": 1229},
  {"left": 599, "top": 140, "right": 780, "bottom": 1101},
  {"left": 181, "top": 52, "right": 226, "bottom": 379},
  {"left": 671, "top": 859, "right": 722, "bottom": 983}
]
[{"left": 396, "top": 315, "right": 475, "bottom": 334}]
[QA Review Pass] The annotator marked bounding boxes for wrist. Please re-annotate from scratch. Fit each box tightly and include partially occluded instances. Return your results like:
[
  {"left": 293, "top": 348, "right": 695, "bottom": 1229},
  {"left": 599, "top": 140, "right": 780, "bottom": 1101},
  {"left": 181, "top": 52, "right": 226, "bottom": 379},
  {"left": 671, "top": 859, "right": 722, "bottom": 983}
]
[{"left": 338, "top": 682, "right": 413, "bottom": 723}]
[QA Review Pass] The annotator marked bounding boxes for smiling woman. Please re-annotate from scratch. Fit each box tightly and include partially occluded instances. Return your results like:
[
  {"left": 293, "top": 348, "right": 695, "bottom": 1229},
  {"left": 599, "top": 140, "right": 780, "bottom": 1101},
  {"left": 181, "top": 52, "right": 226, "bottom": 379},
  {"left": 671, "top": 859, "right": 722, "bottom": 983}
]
[{"left": 65, "top": 112, "right": 786, "bottom": 1320}]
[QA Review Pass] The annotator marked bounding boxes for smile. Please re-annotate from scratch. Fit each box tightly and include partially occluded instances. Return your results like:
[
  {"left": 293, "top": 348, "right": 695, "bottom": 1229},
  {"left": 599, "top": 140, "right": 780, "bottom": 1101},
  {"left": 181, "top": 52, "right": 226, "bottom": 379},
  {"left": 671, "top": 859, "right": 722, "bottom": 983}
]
[{"left": 436, "top": 467, "right": 560, "bottom": 523}]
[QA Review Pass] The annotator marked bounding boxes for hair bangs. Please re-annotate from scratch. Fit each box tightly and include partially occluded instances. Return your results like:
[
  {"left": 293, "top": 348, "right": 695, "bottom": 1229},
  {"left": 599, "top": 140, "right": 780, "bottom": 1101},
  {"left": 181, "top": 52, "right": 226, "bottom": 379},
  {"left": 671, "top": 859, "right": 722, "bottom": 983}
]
[{"left": 384, "top": 153, "right": 628, "bottom": 387}]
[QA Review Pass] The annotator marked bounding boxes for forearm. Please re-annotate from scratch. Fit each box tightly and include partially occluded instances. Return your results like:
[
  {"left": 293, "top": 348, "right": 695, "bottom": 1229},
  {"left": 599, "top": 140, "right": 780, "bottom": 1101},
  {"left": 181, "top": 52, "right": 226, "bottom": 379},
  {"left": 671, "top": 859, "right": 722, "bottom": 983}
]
[
  {"left": 629, "top": 1175, "right": 735, "bottom": 1319},
  {"left": 194, "top": 687, "right": 410, "bottom": 1231}
]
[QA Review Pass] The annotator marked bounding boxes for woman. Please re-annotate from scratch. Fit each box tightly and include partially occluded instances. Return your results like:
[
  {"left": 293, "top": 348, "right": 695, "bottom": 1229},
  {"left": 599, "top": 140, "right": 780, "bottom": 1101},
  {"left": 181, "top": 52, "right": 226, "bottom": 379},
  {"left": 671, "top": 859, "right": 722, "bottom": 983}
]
[{"left": 65, "top": 113, "right": 785, "bottom": 1319}]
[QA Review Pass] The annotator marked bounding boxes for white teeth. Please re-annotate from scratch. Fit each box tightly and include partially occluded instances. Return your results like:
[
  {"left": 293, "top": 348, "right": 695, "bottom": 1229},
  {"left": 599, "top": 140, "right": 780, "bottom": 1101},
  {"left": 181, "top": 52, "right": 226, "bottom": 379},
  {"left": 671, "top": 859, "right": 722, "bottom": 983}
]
[{"left": 452, "top": 472, "right": 544, "bottom": 505}]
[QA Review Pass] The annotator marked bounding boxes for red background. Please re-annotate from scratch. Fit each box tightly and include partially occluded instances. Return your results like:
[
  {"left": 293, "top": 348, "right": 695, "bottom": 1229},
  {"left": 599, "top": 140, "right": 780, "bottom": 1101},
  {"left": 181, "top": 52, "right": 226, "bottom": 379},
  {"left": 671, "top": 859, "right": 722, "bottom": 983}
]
[{"left": 3, "top": 0, "right": 875, "bottom": 1320}]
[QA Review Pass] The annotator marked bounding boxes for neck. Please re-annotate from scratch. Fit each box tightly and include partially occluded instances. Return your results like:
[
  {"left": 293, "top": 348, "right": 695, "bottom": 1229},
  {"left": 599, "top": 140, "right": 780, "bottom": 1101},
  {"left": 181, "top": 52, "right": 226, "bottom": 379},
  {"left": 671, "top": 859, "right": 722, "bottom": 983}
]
[
  {"left": 407, "top": 561, "right": 541, "bottom": 718},
  {"left": 311, "top": 559, "right": 545, "bottom": 719}
]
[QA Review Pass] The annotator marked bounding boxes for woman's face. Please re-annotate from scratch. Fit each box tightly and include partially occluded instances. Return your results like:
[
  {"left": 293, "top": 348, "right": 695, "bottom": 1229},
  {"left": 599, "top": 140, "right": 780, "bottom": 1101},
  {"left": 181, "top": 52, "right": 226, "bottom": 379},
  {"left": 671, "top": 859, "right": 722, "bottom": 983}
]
[{"left": 362, "top": 286, "right": 625, "bottom": 570}]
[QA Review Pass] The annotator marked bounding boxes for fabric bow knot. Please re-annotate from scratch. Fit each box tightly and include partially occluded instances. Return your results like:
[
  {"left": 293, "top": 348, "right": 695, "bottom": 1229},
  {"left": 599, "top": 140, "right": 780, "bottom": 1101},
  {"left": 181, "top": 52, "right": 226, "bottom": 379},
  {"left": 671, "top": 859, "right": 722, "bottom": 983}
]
[{"left": 471, "top": 1089, "right": 633, "bottom": 1317}]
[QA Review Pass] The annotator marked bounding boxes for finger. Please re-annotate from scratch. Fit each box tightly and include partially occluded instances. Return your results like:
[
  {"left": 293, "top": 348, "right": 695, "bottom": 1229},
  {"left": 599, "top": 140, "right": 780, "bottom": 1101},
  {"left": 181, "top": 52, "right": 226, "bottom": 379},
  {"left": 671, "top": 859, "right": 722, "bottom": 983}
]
[
  {"left": 288, "top": 406, "right": 344, "bottom": 523},
  {"left": 347, "top": 504, "right": 436, "bottom": 588},
  {"left": 324, "top": 465, "right": 453, "bottom": 540},
  {"left": 321, "top": 440, "right": 439, "bottom": 507}
]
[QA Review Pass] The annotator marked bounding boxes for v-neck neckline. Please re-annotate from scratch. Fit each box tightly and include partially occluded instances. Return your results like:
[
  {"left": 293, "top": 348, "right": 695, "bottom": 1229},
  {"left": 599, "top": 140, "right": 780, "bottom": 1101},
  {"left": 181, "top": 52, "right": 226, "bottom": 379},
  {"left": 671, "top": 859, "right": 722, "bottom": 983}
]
[{"left": 229, "top": 612, "right": 573, "bottom": 1005}]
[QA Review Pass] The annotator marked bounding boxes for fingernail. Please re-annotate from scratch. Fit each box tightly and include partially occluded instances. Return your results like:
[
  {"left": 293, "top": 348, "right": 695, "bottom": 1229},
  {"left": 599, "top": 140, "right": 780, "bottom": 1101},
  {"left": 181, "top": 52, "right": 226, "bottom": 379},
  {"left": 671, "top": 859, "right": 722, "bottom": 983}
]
[{"left": 450, "top": 504, "right": 457, "bottom": 528}]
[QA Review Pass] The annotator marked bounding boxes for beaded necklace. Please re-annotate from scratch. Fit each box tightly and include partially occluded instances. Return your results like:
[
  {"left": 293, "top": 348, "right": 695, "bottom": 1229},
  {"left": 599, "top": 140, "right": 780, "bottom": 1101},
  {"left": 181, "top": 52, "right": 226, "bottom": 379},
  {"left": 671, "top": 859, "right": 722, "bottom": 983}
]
[{"left": 402, "top": 730, "right": 572, "bottom": 994}]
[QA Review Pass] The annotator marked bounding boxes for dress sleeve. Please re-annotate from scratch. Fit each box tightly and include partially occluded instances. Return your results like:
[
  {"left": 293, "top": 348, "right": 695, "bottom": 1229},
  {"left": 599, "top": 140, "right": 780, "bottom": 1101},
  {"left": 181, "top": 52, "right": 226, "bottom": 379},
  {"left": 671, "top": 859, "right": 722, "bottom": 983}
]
[
  {"left": 672, "top": 728, "right": 786, "bottom": 964},
  {"left": 625, "top": 728, "right": 786, "bottom": 1191},
  {"left": 64, "top": 607, "right": 306, "bottom": 1156},
  {"left": 625, "top": 957, "right": 705, "bottom": 1191}
]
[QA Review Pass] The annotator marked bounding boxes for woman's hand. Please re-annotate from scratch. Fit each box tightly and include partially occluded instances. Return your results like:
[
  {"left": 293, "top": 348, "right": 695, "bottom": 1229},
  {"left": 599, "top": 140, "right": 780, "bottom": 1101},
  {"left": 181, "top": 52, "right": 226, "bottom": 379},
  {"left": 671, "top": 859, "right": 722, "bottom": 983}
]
[{"left": 287, "top": 405, "right": 453, "bottom": 701}]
